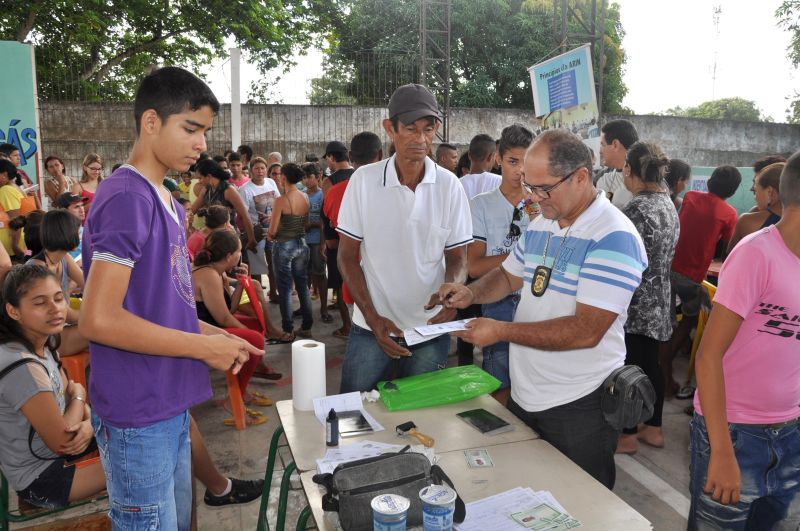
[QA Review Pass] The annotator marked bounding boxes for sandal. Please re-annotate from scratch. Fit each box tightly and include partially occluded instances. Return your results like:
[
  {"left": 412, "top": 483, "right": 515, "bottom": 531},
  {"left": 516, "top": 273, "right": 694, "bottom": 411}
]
[
  {"left": 265, "top": 333, "right": 293, "bottom": 345},
  {"left": 252, "top": 365, "right": 283, "bottom": 380},
  {"left": 321, "top": 313, "right": 334, "bottom": 324},
  {"left": 245, "top": 391, "right": 272, "bottom": 407},
  {"left": 245, "top": 408, "right": 265, "bottom": 418},
  {"left": 224, "top": 415, "right": 267, "bottom": 427},
  {"left": 295, "top": 328, "right": 313, "bottom": 339},
  {"left": 332, "top": 328, "right": 349, "bottom": 339}
]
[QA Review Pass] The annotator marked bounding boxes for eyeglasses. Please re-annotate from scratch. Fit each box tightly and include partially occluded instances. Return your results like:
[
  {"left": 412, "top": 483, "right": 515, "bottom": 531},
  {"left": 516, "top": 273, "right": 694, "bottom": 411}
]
[
  {"left": 523, "top": 168, "right": 579, "bottom": 199},
  {"left": 86, "top": 166, "right": 103, "bottom": 172}
]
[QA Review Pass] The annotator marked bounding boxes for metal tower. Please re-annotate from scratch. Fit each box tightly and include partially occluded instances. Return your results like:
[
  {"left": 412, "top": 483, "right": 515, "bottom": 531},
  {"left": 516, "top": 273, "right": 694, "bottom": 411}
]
[
  {"left": 553, "top": 0, "right": 607, "bottom": 114},
  {"left": 419, "top": 0, "right": 452, "bottom": 141}
]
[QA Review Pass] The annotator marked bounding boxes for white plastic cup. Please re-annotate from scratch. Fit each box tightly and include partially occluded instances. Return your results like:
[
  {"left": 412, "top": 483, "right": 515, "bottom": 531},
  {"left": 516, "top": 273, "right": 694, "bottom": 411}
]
[
  {"left": 371, "top": 493, "right": 410, "bottom": 531},
  {"left": 419, "top": 484, "right": 457, "bottom": 531}
]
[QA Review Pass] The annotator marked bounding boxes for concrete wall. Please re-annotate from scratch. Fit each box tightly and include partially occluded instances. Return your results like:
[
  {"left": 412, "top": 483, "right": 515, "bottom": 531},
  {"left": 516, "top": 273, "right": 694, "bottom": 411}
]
[{"left": 40, "top": 102, "right": 800, "bottom": 178}]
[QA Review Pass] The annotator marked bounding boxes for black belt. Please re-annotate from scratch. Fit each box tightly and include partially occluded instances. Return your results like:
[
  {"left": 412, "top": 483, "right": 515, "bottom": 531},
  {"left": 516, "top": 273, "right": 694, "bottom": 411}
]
[{"left": 749, "top": 416, "right": 800, "bottom": 430}]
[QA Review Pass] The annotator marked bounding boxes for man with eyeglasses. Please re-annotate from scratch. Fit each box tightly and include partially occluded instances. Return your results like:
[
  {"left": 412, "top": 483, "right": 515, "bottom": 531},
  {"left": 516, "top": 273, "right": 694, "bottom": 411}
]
[
  {"left": 466, "top": 124, "right": 538, "bottom": 405},
  {"left": 437, "top": 129, "right": 647, "bottom": 490}
]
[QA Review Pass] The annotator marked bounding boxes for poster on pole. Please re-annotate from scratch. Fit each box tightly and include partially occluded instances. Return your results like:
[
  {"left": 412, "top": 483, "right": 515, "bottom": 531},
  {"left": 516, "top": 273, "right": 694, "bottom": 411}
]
[
  {"left": 0, "top": 41, "right": 41, "bottom": 187},
  {"left": 528, "top": 44, "right": 599, "bottom": 157}
]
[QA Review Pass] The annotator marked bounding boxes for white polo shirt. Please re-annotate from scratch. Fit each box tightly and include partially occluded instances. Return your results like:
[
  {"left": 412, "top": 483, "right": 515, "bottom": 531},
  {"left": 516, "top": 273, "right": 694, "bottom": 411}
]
[
  {"left": 502, "top": 193, "right": 647, "bottom": 411},
  {"left": 337, "top": 155, "right": 473, "bottom": 331}
]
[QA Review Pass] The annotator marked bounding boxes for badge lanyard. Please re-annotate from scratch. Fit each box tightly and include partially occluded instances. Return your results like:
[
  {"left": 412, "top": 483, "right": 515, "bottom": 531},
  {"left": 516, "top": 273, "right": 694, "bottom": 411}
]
[{"left": 531, "top": 224, "right": 573, "bottom": 297}]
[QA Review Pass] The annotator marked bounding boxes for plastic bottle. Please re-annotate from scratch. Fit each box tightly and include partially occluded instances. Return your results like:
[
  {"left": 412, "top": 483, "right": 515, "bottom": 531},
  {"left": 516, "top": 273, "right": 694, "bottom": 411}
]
[{"left": 326, "top": 408, "right": 338, "bottom": 447}]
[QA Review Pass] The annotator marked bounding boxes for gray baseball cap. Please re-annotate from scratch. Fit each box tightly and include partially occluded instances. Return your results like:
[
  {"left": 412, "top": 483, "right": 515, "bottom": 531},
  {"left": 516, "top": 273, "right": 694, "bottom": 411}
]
[{"left": 388, "top": 84, "right": 442, "bottom": 125}]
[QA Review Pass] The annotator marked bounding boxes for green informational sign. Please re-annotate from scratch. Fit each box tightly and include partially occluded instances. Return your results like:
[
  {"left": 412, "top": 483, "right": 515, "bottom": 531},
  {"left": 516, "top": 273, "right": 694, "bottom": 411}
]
[
  {"left": 0, "top": 41, "right": 40, "bottom": 183},
  {"left": 688, "top": 167, "right": 755, "bottom": 215}
]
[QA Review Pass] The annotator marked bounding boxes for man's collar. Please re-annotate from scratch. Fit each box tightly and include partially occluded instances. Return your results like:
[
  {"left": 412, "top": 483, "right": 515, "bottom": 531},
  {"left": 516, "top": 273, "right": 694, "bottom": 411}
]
[{"left": 383, "top": 155, "right": 437, "bottom": 187}]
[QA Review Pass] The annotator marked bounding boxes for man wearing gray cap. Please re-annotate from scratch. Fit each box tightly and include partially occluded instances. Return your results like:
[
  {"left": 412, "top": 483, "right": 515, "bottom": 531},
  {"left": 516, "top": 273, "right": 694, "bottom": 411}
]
[{"left": 336, "top": 83, "right": 473, "bottom": 393}]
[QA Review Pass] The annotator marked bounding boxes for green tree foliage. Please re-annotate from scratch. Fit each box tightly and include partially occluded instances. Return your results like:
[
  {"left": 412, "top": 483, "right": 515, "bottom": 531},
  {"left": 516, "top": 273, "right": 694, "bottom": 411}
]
[
  {"left": 661, "top": 98, "right": 770, "bottom": 122},
  {"left": 776, "top": 1, "right": 800, "bottom": 123},
  {"left": 2, "top": 0, "right": 338, "bottom": 101},
  {"left": 311, "top": 0, "right": 628, "bottom": 112}
]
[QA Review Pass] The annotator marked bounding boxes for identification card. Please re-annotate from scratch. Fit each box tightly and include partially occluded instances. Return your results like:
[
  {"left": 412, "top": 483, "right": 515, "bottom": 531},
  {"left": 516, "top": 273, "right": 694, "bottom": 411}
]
[{"left": 464, "top": 448, "right": 493, "bottom": 468}]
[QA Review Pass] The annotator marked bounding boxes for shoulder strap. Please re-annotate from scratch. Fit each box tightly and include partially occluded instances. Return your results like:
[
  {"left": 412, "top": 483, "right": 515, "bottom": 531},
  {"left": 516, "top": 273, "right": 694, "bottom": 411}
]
[
  {"left": 0, "top": 357, "right": 47, "bottom": 381},
  {"left": 431, "top": 464, "right": 466, "bottom": 523},
  {"left": 312, "top": 473, "right": 339, "bottom": 512}
]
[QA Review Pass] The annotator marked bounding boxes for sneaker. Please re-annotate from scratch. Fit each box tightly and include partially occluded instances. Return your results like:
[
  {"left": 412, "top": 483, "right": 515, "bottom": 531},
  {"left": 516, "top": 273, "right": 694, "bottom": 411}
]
[{"left": 204, "top": 478, "right": 264, "bottom": 507}]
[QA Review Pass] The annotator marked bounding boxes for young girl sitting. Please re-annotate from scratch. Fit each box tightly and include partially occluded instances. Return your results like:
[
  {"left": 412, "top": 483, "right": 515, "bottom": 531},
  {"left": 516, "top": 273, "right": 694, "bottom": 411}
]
[
  {"left": 0, "top": 264, "right": 266, "bottom": 508},
  {"left": 0, "top": 264, "right": 103, "bottom": 509},
  {"left": 192, "top": 231, "right": 279, "bottom": 425}
]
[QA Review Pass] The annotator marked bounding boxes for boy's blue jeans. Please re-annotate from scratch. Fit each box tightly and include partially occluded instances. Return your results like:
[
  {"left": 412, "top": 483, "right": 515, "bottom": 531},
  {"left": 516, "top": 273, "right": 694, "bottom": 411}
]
[
  {"left": 92, "top": 410, "right": 192, "bottom": 531},
  {"left": 689, "top": 414, "right": 800, "bottom": 531}
]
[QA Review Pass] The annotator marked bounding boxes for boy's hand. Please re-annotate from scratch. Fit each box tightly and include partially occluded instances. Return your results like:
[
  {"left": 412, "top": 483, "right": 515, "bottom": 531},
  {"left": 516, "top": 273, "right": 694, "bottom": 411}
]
[{"left": 199, "top": 334, "right": 259, "bottom": 373}]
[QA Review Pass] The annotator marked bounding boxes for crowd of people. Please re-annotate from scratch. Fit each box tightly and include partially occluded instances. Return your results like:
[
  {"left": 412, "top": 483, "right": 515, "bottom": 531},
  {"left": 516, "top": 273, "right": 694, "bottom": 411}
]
[{"left": 0, "top": 65, "right": 797, "bottom": 531}]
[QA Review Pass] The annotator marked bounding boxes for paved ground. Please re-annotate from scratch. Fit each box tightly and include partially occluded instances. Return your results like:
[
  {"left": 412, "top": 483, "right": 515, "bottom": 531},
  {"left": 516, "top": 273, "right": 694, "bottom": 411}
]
[{"left": 16, "top": 291, "right": 695, "bottom": 530}]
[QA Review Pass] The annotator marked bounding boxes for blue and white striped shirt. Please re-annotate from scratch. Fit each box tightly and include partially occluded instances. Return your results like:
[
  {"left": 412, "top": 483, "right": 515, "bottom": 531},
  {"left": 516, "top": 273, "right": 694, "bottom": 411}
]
[{"left": 502, "top": 192, "right": 647, "bottom": 411}]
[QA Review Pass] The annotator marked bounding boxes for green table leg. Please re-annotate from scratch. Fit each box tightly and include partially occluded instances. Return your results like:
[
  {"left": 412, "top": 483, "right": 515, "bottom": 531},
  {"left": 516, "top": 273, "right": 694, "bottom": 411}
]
[
  {"left": 256, "top": 425, "right": 286, "bottom": 531},
  {"left": 1, "top": 473, "right": 9, "bottom": 531},
  {"left": 295, "top": 505, "right": 312, "bottom": 530},
  {"left": 275, "top": 462, "right": 297, "bottom": 531}
]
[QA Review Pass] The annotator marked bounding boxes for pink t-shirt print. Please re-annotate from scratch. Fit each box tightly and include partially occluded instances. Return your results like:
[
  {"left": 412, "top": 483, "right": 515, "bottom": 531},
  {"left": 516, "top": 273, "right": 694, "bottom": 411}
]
[{"left": 695, "top": 226, "right": 800, "bottom": 425}]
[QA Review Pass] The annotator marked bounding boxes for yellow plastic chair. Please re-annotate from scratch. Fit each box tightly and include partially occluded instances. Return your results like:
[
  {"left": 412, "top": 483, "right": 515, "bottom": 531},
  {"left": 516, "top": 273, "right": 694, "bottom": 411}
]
[{"left": 685, "top": 280, "right": 717, "bottom": 385}]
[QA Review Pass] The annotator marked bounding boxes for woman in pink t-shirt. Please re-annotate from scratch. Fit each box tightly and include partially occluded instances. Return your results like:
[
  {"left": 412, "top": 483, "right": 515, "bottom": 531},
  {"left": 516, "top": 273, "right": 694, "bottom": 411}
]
[{"left": 689, "top": 153, "right": 800, "bottom": 530}]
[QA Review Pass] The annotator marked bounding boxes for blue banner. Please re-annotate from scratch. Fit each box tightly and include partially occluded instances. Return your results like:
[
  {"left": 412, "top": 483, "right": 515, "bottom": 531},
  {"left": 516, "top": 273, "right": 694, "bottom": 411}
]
[
  {"left": 0, "top": 41, "right": 40, "bottom": 183},
  {"left": 528, "top": 44, "right": 596, "bottom": 118}
]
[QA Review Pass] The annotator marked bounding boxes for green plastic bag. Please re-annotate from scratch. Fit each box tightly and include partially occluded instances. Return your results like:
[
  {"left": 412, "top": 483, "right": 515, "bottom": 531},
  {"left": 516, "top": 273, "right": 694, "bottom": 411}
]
[{"left": 377, "top": 365, "right": 501, "bottom": 411}]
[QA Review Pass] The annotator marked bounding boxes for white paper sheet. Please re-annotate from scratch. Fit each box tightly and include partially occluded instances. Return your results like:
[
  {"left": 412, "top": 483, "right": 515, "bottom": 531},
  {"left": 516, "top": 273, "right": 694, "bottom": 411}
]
[
  {"left": 400, "top": 318, "right": 475, "bottom": 346},
  {"left": 312, "top": 392, "right": 384, "bottom": 433},
  {"left": 455, "top": 487, "right": 578, "bottom": 531},
  {"left": 414, "top": 318, "right": 475, "bottom": 336}
]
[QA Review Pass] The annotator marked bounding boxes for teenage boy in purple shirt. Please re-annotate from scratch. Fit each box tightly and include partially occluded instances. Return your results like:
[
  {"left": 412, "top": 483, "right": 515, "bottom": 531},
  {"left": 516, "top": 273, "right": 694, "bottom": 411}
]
[{"left": 79, "top": 66, "right": 260, "bottom": 530}]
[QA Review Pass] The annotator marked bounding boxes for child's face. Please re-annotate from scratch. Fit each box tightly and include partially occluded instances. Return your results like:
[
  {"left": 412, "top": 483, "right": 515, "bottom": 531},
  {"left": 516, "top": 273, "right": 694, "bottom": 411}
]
[
  {"left": 181, "top": 172, "right": 192, "bottom": 184},
  {"left": 7, "top": 277, "right": 68, "bottom": 339},
  {"left": 229, "top": 160, "right": 243, "bottom": 177},
  {"left": 67, "top": 201, "right": 86, "bottom": 221},
  {"left": 498, "top": 147, "right": 527, "bottom": 186},
  {"left": 303, "top": 174, "right": 319, "bottom": 189},
  {"left": 150, "top": 106, "right": 214, "bottom": 172}
]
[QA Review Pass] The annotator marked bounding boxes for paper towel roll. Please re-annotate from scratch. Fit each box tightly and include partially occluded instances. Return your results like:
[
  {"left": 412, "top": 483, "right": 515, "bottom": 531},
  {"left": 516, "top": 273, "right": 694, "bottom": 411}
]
[{"left": 292, "top": 339, "right": 326, "bottom": 410}]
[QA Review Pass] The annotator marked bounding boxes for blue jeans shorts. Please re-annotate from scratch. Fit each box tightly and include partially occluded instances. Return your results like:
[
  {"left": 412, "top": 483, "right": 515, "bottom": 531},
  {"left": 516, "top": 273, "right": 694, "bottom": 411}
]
[
  {"left": 92, "top": 411, "right": 192, "bottom": 531},
  {"left": 339, "top": 323, "right": 451, "bottom": 393},
  {"left": 689, "top": 414, "right": 800, "bottom": 530}
]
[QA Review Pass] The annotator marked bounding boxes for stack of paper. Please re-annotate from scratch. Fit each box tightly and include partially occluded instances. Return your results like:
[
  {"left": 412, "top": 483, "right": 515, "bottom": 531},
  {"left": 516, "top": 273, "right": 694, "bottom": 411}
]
[
  {"left": 402, "top": 318, "right": 475, "bottom": 346},
  {"left": 455, "top": 487, "right": 581, "bottom": 530},
  {"left": 315, "top": 441, "right": 436, "bottom": 474}
]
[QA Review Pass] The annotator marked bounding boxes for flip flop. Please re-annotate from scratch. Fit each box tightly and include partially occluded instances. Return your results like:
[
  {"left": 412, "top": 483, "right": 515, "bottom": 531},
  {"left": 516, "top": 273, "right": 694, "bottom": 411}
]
[
  {"left": 224, "top": 416, "right": 267, "bottom": 427},
  {"left": 265, "top": 337, "right": 292, "bottom": 345},
  {"left": 295, "top": 328, "right": 313, "bottom": 339},
  {"left": 245, "top": 408, "right": 266, "bottom": 418},
  {"left": 252, "top": 366, "right": 283, "bottom": 380},
  {"left": 332, "top": 328, "right": 349, "bottom": 339},
  {"left": 675, "top": 385, "right": 696, "bottom": 400},
  {"left": 245, "top": 393, "right": 272, "bottom": 407},
  {"left": 321, "top": 314, "right": 334, "bottom": 323}
]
